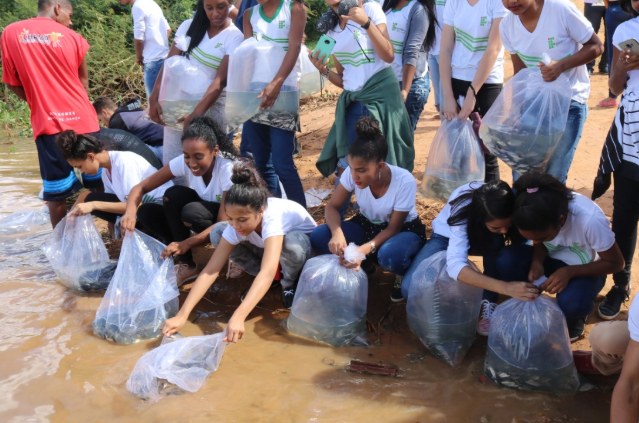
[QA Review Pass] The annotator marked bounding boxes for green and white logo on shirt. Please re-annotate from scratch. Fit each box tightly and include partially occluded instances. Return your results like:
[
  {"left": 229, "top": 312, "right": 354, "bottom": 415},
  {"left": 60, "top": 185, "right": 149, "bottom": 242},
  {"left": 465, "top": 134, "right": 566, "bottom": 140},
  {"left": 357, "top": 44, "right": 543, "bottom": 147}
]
[
  {"left": 480, "top": 16, "right": 488, "bottom": 26},
  {"left": 214, "top": 42, "right": 222, "bottom": 49},
  {"left": 278, "top": 20, "right": 285, "bottom": 29},
  {"left": 547, "top": 36, "right": 556, "bottom": 49}
]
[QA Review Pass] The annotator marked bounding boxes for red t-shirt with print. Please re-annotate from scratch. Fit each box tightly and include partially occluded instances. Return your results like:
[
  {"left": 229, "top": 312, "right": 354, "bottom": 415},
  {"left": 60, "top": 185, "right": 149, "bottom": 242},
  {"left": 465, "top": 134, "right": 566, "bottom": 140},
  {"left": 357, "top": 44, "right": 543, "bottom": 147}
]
[{"left": 1, "top": 17, "right": 99, "bottom": 138}]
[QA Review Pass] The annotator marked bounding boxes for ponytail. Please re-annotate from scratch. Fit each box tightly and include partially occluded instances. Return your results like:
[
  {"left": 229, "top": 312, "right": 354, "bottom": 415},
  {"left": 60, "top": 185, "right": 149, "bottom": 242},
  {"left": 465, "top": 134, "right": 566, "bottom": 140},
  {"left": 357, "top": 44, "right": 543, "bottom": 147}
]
[
  {"left": 56, "top": 130, "right": 104, "bottom": 161},
  {"left": 513, "top": 172, "right": 573, "bottom": 232}
]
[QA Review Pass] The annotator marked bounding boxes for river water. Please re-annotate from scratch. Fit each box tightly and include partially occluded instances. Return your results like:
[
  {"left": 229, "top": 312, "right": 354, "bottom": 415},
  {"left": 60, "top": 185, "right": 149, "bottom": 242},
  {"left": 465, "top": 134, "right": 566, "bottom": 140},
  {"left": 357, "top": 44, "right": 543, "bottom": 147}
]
[{"left": 0, "top": 139, "right": 611, "bottom": 422}]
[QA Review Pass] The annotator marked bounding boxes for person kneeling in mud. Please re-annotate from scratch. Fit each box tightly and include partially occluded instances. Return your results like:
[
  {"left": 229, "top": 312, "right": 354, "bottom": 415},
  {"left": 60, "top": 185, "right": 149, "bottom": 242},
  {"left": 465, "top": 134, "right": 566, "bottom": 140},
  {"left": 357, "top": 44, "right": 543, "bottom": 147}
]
[
  {"left": 57, "top": 131, "right": 172, "bottom": 227},
  {"left": 121, "top": 116, "right": 237, "bottom": 285},
  {"left": 309, "top": 117, "right": 426, "bottom": 302},
  {"left": 162, "top": 161, "right": 317, "bottom": 342}
]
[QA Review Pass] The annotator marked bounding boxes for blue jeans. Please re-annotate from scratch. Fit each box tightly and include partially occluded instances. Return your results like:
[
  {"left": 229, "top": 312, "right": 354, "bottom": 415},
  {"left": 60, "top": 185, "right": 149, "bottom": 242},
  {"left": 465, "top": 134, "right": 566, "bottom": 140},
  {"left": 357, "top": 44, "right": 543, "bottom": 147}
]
[
  {"left": 605, "top": 4, "right": 631, "bottom": 98},
  {"left": 428, "top": 53, "right": 442, "bottom": 109},
  {"left": 545, "top": 100, "right": 588, "bottom": 183},
  {"left": 494, "top": 244, "right": 605, "bottom": 321},
  {"left": 400, "top": 75, "right": 430, "bottom": 132},
  {"left": 401, "top": 233, "right": 449, "bottom": 298},
  {"left": 309, "top": 222, "right": 424, "bottom": 276},
  {"left": 242, "top": 120, "right": 306, "bottom": 207},
  {"left": 144, "top": 59, "right": 164, "bottom": 100}
]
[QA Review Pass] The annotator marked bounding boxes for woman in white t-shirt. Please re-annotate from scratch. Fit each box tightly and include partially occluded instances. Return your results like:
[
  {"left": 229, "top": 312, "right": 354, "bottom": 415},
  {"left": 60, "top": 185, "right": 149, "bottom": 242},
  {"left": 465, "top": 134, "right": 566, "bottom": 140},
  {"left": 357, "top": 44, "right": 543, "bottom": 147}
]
[
  {"left": 310, "top": 117, "right": 426, "bottom": 301},
  {"left": 162, "top": 161, "right": 317, "bottom": 342},
  {"left": 499, "top": 0, "right": 603, "bottom": 183},
  {"left": 148, "top": 0, "right": 244, "bottom": 165},
  {"left": 439, "top": 0, "right": 506, "bottom": 182},
  {"left": 121, "top": 117, "right": 237, "bottom": 284},
  {"left": 57, "top": 130, "right": 172, "bottom": 224},
  {"left": 499, "top": 172, "right": 624, "bottom": 342}
]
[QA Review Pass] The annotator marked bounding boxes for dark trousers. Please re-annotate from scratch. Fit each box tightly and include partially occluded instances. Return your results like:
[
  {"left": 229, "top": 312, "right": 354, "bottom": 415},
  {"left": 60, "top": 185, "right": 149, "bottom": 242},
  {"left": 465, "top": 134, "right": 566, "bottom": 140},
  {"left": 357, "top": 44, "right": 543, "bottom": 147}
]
[
  {"left": 605, "top": 3, "right": 631, "bottom": 98},
  {"left": 85, "top": 192, "right": 121, "bottom": 223},
  {"left": 584, "top": 3, "right": 607, "bottom": 71},
  {"left": 495, "top": 244, "right": 605, "bottom": 321},
  {"left": 451, "top": 78, "right": 501, "bottom": 182},
  {"left": 137, "top": 185, "right": 220, "bottom": 263},
  {"left": 612, "top": 171, "right": 639, "bottom": 289}
]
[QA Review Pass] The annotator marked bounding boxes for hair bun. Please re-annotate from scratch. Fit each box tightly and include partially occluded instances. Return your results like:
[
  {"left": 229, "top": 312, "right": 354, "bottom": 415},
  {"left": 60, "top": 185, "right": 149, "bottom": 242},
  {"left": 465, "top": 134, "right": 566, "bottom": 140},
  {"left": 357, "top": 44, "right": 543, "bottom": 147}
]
[
  {"left": 56, "top": 130, "right": 78, "bottom": 152},
  {"left": 355, "top": 116, "right": 382, "bottom": 140}
]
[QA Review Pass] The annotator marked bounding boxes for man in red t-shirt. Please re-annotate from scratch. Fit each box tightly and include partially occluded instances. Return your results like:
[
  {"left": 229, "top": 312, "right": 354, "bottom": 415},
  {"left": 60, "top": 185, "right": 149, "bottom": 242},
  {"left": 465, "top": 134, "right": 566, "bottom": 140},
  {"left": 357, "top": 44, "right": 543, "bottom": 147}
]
[{"left": 1, "top": 0, "right": 101, "bottom": 227}]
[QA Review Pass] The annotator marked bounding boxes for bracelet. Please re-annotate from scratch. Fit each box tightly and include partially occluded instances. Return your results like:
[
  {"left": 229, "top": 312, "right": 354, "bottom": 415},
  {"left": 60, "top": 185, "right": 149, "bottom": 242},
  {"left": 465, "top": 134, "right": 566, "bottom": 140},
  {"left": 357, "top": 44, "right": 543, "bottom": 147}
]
[
  {"left": 468, "top": 84, "right": 477, "bottom": 98},
  {"left": 321, "top": 67, "right": 330, "bottom": 78},
  {"left": 362, "top": 17, "right": 372, "bottom": 30},
  {"left": 368, "top": 240, "right": 377, "bottom": 254}
]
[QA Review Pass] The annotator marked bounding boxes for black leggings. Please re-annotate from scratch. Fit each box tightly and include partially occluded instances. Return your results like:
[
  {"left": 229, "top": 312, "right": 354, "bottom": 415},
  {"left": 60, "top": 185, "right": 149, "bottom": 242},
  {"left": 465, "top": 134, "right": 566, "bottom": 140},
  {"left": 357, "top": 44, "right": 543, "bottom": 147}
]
[
  {"left": 137, "top": 185, "right": 220, "bottom": 263},
  {"left": 85, "top": 192, "right": 121, "bottom": 223},
  {"left": 452, "top": 78, "right": 502, "bottom": 182}
]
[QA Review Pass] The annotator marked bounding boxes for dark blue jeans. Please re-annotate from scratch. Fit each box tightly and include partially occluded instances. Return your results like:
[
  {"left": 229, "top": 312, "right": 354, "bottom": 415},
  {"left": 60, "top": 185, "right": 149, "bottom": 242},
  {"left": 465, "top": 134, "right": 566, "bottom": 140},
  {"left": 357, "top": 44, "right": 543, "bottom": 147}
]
[
  {"left": 242, "top": 120, "right": 306, "bottom": 207},
  {"left": 494, "top": 244, "right": 605, "bottom": 320},
  {"left": 545, "top": 100, "right": 588, "bottom": 183},
  {"left": 584, "top": 3, "right": 607, "bottom": 71},
  {"left": 143, "top": 59, "right": 164, "bottom": 100},
  {"left": 400, "top": 75, "right": 431, "bottom": 132},
  {"left": 309, "top": 222, "right": 424, "bottom": 276},
  {"left": 605, "top": 3, "right": 631, "bottom": 98}
]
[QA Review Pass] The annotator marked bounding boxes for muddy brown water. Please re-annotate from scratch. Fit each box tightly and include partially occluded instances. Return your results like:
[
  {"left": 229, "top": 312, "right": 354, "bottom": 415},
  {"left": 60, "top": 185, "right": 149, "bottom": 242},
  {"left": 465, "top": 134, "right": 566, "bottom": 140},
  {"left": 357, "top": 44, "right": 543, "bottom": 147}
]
[{"left": 0, "top": 139, "right": 612, "bottom": 422}]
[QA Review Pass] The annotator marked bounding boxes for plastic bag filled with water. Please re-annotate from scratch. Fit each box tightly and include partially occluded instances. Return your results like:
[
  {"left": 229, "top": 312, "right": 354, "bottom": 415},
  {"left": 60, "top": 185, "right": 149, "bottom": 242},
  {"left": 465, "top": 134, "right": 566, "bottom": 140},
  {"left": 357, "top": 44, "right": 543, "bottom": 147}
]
[
  {"left": 484, "top": 295, "right": 579, "bottom": 394},
  {"left": 478, "top": 67, "right": 571, "bottom": 174},
  {"left": 0, "top": 208, "right": 50, "bottom": 235},
  {"left": 420, "top": 119, "right": 485, "bottom": 202},
  {"left": 92, "top": 230, "right": 179, "bottom": 344},
  {"left": 299, "top": 45, "right": 321, "bottom": 98},
  {"left": 406, "top": 250, "right": 482, "bottom": 366},
  {"left": 286, "top": 255, "right": 368, "bottom": 346},
  {"left": 225, "top": 38, "right": 300, "bottom": 129},
  {"left": 41, "top": 215, "right": 116, "bottom": 292},
  {"left": 126, "top": 332, "right": 226, "bottom": 402},
  {"left": 158, "top": 54, "right": 212, "bottom": 128}
]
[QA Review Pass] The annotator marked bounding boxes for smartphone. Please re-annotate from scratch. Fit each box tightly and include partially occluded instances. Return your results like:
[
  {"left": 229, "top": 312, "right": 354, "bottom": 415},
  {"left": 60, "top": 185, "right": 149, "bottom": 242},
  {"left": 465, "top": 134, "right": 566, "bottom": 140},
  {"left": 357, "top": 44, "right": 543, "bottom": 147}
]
[
  {"left": 312, "top": 34, "right": 336, "bottom": 63},
  {"left": 618, "top": 38, "right": 639, "bottom": 55}
]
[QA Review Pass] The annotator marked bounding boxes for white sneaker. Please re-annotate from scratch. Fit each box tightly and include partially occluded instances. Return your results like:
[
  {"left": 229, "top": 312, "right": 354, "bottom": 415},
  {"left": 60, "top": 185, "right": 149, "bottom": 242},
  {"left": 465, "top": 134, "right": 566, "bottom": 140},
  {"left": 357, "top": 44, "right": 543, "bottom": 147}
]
[{"left": 477, "top": 300, "right": 497, "bottom": 336}]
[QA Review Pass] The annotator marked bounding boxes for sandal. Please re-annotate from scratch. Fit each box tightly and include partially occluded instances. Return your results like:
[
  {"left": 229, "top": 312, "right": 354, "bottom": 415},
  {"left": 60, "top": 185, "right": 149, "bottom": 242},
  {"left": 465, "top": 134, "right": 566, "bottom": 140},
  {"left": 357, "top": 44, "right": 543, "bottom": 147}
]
[{"left": 597, "top": 97, "right": 617, "bottom": 108}]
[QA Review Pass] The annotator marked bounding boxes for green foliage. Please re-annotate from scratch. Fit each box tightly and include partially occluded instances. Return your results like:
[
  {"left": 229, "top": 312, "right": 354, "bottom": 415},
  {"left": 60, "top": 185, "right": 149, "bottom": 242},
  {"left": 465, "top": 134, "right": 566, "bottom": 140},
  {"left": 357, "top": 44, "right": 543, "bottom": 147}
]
[{"left": 305, "top": 0, "right": 328, "bottom": 43}]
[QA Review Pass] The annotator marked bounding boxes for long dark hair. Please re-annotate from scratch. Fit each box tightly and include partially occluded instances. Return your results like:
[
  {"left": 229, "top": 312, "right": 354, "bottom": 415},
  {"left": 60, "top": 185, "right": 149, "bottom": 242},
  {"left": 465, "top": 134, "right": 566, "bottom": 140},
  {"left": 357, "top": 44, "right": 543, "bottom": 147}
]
[
  {"left": 620, "top": 0, "right": 639, "bottom": 16},
  {"left": 513, "top": 172, "right": 574, "bottom": 232},
  {"left": 185, "top": 0, "right": 231, "bottom": 54},
  {"left": 447, "top": 180, "right": 518, "bottom": 251},
  {"left": 225, "top": 160, "right": 271, "bottom": 211},
  {"left": 56, "top": 131, "right": 104, "bottom": 160},
  {"left": 181, "top": 116, "right": 238, "bottom": 158},
  {"left": 383, "top": 0, "right": 437, "bottom": 51}
]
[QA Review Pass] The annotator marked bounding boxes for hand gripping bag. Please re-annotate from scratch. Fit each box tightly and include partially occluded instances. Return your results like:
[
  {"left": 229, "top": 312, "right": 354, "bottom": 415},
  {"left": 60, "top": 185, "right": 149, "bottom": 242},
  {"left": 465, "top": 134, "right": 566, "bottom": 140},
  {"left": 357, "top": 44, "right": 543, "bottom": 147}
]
[
  {"left": 420, "top": 119, "right": 485, "bottom": 202},
  {"left": 286, "top": 254, "right": 368, "bottom": 346},
  {"left": 478, "top": 67, "right": 572, "bottom": 174},
  {"left": 406, "top": 251, "right": 483, "bottom": 366},
  {"left": 92, "top": 230, "right": 179, "bottom": 344},
  {"left": 225, "top": 38, "right": 300, "bottom": 129},
  {"left": 42, "top": 215, "right": 116, "bottom": 292},
  {"left": 158, "top": 53, "right": 211, "bottom": 129},
  {"left": 126, "top": 333, "right": 226, "bottom": 402},
  {"left": 484, "top": 295, "right": 580, "bottom": 393}
]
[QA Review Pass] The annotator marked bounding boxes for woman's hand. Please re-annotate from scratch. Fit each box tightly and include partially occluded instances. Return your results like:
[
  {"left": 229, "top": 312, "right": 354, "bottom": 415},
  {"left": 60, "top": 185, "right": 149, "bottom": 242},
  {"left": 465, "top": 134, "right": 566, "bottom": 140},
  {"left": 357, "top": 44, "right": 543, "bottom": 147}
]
[
  {"left": 458, "top": 90, "right": 476, "bottom": 120},
  {"left": 162, "top": 240, "right": 192, "bottom": 259},
  {"left": 442, "top": 93, "right": 459, "bottom": 120},
  {"left": 309, "top": 48, "right": 329, "bottom": 69},
  {"left": 259, "top": 80, "right": 283, "bottom": 109},
  {"left": 619, "top": 49, "right": 639, "bottom": 72},
  {"left": 163, "top": 314, "right": 187, "bottom": 337},
  {"left": 401, "top": 89, "right": 408, "bottom": 102},
  {"left": 148, "top": 99, "right": 165, "bottom": 125},
  {"left": 538, "top": 60, "right": 564, "bottom": 82},
  {"left": 503, "top": 281, "right": 540, "bottom": 301},
  {"left": 342, "top": 4, "right": 369, "bottom": 26},
  {"left": 69, "top": 202, "right": 94, "bottom": 216},
  {"left": 328, "top": 232, "right": 347, "bottom": 256},
  {"left": 120, "top": 211, "right": 137, "bottom": 233},
  {"left": 177, "top": 112, "right": 197, "bottom": 130},
  {"left": 224, "top": 313, "right": 245, "bottom": 343},
  {"left": 528, "top": 259, "right": 545, "bottom": 282},
  {"left": 541, "top": 267, "right": 574, "bottom": 295}
]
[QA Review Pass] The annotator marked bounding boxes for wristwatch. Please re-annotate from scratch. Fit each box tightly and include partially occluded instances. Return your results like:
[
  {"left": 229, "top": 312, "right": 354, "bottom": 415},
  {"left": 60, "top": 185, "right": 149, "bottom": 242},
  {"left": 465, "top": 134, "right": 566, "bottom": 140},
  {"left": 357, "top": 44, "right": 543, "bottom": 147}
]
[
  {"left": 362, "top": 18, "right": 372, "bottom": 30},
  {"left": 368, "top": 240, "right": 377, "bottom": 254}
]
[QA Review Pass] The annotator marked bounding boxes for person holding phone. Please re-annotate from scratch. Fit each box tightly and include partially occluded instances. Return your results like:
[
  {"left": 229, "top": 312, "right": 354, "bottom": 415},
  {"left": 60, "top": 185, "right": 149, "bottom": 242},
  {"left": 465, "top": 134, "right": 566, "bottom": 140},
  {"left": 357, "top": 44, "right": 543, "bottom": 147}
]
[
  {"left": 592, "top": 0, "right": 639, "bottom": 322},
  {"left": 310, "top": 0, "right": 415, "bottom": 182}
]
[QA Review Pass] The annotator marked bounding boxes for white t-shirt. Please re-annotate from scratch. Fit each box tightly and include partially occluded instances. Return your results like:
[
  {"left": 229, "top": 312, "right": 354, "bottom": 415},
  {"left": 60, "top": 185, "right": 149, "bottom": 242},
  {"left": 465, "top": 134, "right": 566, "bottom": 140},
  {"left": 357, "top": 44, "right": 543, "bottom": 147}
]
[
  {"left": 328, "top": 2, "right": 390, "bottom": 91},
  {"left": 168, "top": 154, "right": 234, "bottom": 203},
  {"left": 430, "top": 0, "right": 446, "bottom": 56},
  {"left": 629, "top": 295, "right": 639, "bottom": 342},
  {"left": 543, "top": 193, "right": 616, "bottom": 266},
  {"left": 131, "top": 0, "right": 170, "bottom": 63},
  {"left": 500, "top": 0, "right": 594, "bottom": 103},
  {"left": 443, "top": 0, "right": 506, "bottom": 83},
  {"left": 386, "top": 0, "right": 428, "bottom": 80},
  {"left": 340, "top": 164, "right": 419, "bottom": 224},
  {"left": 103, "top": 151, "right": 172, "bottom": 202},
  {"left": 221, "top": 197, "right": 317, "bottom": 248},
  {"left": 613, "top": 17, "right": 639, "bottom": 94},
  {"left": 175, "top": 19, "right": 244, "bottom": 80}
]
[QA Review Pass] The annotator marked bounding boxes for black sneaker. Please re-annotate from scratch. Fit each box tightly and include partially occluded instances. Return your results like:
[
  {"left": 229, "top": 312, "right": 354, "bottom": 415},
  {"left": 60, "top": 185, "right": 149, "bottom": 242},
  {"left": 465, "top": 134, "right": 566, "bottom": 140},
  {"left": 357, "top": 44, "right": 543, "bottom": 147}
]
[
  {"left": 598, "top": 285, "right": 629, "bottom": 320},
  {"left": 599, "top": 65, "right": 609, "bottom": 74},
  {"left": 361, "top": 259, "right": 376, "bottom": 276},
  {"left": 281, "top": 285, "right": 296, "bottom": 309},
  {"left": 567, "top": 317, "right": 585, "bottom": 343},
  {"left": 390, "top": 275, "right": 404, "bottom": 303}
]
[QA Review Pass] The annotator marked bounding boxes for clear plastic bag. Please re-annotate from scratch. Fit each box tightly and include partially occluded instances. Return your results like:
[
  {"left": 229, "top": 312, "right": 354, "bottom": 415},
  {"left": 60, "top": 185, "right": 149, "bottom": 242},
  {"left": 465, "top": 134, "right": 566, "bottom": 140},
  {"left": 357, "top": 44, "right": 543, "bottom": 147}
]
[
  {"left": 286, "top": 255, "right": 368, "bottom": 346},
  {"left": 158, "top": 55, "right": 212, "bottom": 128},
  {"left": 0, "top": 208, "right": 50, "bottom": 235},
  {"left": 126, "top": 332, "right": 226, "bottom": 402},
  {"left": 92, "top": 230, "right": 179, "bottom": 344},
  {"left": 406, "top": 251, "right": 482, "bottom": 366},
  {"left": 420, "top": 119, "right": 485, "bottom": 202},
  {"left": 484, "top": 295, "right": 580, "bottom": 393},
  {"left": 478, "top": 67, "right": 572, "bottom": 174},
  {"left": 225, "top": 38, "right": 300, "bottom": 129},
  {"left": 299, "top": 45, "right": 321, "bottom": 98},
  {"left": 42, "top": 215, "right": 116, "bottom": 292}
]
